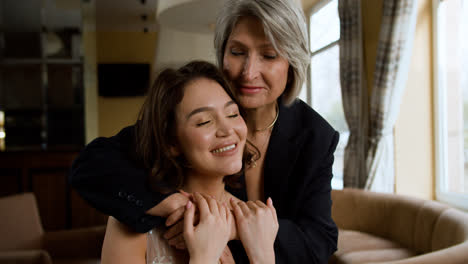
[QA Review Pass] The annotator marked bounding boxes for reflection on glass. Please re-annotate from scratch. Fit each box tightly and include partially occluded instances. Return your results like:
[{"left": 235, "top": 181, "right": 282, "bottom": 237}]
[{"left": 309, "top": 0, "right": 340, "bottom": 53}]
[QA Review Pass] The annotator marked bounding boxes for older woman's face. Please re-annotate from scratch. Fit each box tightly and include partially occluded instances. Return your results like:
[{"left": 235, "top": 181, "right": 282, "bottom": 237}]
[{"left": 223, "top": 16, "right": 290, "bottom": 110}]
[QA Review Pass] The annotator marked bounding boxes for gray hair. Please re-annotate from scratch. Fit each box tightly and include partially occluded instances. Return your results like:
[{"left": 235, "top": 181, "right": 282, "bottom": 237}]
[{"left": 214, "top": 0, "right": 310, "bottom": 105}]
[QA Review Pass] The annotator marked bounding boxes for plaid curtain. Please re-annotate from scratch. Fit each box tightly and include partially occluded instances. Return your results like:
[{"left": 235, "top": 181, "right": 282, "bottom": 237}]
[
  {"left": 365, "top": 0, "right": 418, "bottom": 192},
  {"left": 338, "top": 0, "right": 368, "bottom": 188}
]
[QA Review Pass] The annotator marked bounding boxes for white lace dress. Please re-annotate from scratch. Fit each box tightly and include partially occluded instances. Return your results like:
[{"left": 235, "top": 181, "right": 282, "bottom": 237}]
[{"left": 146, "top": 227, "right": 189, "bottom": 264}]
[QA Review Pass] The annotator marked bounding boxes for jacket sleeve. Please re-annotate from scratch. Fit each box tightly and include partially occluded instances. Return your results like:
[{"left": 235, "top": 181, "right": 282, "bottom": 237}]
[
  {"left": 69, "top": 126, "right": 170, "bottom": 233},
  {"left": 274, "top": 131, "right": 339, "bottom": 264}
]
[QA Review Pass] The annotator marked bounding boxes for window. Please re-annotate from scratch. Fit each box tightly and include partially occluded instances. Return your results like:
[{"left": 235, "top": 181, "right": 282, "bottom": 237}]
[
  {"left": 434, "top": 0, "right": 468, "bottom": 210},
  {"left": 303, "top": 0, "right": 348, "bottom": 189}
]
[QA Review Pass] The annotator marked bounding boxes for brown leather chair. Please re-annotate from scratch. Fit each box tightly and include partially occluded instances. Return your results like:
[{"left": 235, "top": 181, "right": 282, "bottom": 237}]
[
  {"left": 330, "top": 188, "right": 468, "bottom": 264},
  {"left": 0, "top": 193, "right": 105, "bottom": 264}
]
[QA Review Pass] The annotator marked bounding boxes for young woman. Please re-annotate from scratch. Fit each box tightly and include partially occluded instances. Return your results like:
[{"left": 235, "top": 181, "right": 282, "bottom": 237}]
[
  {"left": 100, "top": 61, "right": 278, "bottom": 264},
  {"left": 71, "top": 0, "right": 339, "bottom": 263}
]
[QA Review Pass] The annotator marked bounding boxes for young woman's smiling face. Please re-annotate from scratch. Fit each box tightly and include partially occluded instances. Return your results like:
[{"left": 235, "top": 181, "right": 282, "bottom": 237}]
[{"left": 174, "top": 77, "right": 247, "bottom": 178}]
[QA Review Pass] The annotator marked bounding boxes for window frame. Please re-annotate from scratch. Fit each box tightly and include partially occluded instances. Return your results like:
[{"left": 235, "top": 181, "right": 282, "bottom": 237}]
[
  {"left": 433, "top": 0, "right": 468, "bottom": 211},
  {"left": 307, "top": 0, "right": 339, "bottom": 106},
  {"left": 307, "top": 0, "right": 343, "bottom": 189}
]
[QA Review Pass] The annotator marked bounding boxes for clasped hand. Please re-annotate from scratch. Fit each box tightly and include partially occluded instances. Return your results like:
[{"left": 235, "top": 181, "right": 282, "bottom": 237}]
[{"left": 148, "top": 191, "right": 278, "bottom": 264}]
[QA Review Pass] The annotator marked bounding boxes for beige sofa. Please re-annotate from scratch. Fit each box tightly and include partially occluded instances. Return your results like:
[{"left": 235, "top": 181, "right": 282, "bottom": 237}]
[
  {"left": 329, "top": 188, "right": 468, "bottom": 264},
  {"left": 0, "top": 193, "right": 105, "bottom": 264}
]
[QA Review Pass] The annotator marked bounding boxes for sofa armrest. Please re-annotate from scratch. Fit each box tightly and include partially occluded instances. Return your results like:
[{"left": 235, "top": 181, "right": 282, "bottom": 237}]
[
  {"left": 382, "top": 242, "right": 468, "bottom": 264},
  {"left": 42, "top": 225, "right": 106, "bottom": 259},
  {"left": 0, "top": 250, "right": 52, "bottom": 264}
]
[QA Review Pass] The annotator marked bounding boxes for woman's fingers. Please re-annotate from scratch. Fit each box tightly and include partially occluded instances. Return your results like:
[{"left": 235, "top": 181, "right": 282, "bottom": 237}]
[
  {"left": 239, "top": 201, "right": 252, "bottom": 218},
  {"left": 146, "top": 192, "right": 189, "bottom": 218},
  {"left": 254, "top": 200, "right": 268, "bottom": 209},
  {"left": 194, "top": 192, "right": 210, "bottom": 218},
  {"left": 179, "top": 189, "right": 193, "bottom": 200},
  {"left": 230, "top": 198, "right": 244, "bottom": 218},
  {"left": 164, "top": 219, "right": 183, "bottom": 239},
  {"left": 266, "top": 197, "right": 278, "bottom": 225},
  {"left": 183, "top": 201, "right": 194, "bottom": 237},
  {"left": 245, "top": 201, "right": 258, "bottom": 212},
  {"left": 197, "top": 192, "right": 220, "bottom": 216},
  {"left": 165, "top": 206, "right": 185, "bottom": 227},
  {"left": 208, "top": 196, "right": 220, "bottom": 217},
  {"left": 219, "top": 246, "right": 235, "bottom": 264}
]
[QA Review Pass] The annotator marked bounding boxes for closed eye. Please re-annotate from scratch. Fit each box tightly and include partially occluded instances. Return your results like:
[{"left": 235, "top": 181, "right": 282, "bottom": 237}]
[
  {"left": 230, "top": 50, "right": 244, "bottom": 56},
  {"left": 228, "top": 113, "right": 239, "bottom": 118},
  {"left": 196, "top": 120, "right": 211, "bottom": 127},
  {"left": 264, "top": 54, "right": 277, "bottom": 59}
]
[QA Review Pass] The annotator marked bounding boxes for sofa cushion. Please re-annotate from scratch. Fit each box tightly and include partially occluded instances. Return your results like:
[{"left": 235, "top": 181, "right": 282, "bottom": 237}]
[{"left": 331, "top": 229, "right": 416, "bottom": 264}]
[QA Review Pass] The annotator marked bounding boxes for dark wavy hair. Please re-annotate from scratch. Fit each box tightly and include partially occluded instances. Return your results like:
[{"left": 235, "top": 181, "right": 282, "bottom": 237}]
[{"left": 134, "top": 60, "right": 258, "bottom": 194}]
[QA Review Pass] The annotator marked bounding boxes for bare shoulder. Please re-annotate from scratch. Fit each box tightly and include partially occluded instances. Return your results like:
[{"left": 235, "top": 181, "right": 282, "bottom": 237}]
[{"left": 102, "top": 216, "right": 147, "bottom": 264}]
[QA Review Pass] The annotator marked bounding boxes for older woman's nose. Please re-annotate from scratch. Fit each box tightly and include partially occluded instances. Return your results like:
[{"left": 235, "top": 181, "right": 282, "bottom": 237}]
[{"left": 242, "top": 55, "right": 260, "bottom": 81}]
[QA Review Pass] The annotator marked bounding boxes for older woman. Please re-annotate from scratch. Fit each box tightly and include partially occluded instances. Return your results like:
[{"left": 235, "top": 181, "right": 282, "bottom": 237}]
[{"left": 70, "top": 0, "right": 338, "bottom": 263}]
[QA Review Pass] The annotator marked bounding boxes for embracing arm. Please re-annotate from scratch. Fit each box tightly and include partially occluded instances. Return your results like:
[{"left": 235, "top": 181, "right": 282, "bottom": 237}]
[
  {"left": 69, "top": 126, "right": 185, "bottom": 232},
  {"left": 274, "top": 131, "right": 339, "bottom": 264},
  {"left": 101, "top": 217, "right": 147, "bottom": 264}
]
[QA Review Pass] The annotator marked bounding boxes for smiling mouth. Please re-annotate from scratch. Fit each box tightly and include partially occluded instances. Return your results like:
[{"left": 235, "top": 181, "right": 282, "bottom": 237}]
[
  {"left": 211, "top": 144, "right": 236, "bottom": 153},
  {"left": 239, "top": 86, "right": 262, "bottom": 95}
]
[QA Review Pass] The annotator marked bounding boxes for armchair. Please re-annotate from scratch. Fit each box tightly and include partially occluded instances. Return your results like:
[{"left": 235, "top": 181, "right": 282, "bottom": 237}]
[{"left": 0, "top": 193, "right": 105, "bottom": 264}]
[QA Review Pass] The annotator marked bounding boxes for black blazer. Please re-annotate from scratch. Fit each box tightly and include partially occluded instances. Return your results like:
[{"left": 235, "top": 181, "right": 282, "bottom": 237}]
[
  {"left": 69, "top": 99, "right": 338, "bottom": 264},
  {"left": 263, "top": 100, "right": 339, "bottom": 263}
]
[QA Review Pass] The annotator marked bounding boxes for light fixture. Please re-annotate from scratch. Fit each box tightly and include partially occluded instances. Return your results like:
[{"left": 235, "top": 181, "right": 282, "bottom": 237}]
[
  {"left": 154, "top": 0, "right": 218, "bottom": 70},
  {"left": 0, "top": 110, "right": 5, "bottom": 151}
]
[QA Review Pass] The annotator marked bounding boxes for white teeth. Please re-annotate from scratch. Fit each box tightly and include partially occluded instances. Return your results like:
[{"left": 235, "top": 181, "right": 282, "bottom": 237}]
[{"left": 212, "top": 144, "right": 236, "bottom": 153}]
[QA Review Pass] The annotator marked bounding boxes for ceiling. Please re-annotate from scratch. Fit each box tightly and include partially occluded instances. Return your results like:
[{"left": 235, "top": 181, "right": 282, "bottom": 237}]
[
  {"left": 157, "top": 0, "right": 223, "bottom": 34},
  {"left": 95, "top": 0, "right": 158, "bottom": 32},
  {"left": 1, "top": 0, "right": 310, "bottom": 34},
  {"left": 0, "top": 0, "right": 158, "bottom": 32}
]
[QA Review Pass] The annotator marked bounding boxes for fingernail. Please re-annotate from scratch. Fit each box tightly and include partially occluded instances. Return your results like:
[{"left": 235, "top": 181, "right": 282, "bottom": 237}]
[
  {"left": 268, "top": 197, "right": 273, "bottom": 205},
  {"left": 186, "top": 200, "right": 192, "bottom": 209}
]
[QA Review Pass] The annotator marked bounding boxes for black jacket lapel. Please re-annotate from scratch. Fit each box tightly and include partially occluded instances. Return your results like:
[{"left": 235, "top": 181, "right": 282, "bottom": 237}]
[{"left": 264, "top": 101, "right": 308, "bottom": 204}]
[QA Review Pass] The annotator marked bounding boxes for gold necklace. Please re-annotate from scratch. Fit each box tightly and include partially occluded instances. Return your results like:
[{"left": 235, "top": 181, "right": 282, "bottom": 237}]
[
  {"left": 254, "top": 104, "right": 279, "bottom": 132},
  {"left": 249, "top": 126, "right": 273, "bottom": 169}
]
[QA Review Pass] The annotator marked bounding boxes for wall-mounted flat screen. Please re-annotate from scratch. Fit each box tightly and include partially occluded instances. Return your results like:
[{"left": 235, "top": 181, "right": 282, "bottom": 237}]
[{"left": 98, "top": 63, "right": 150, "bottom": 97}]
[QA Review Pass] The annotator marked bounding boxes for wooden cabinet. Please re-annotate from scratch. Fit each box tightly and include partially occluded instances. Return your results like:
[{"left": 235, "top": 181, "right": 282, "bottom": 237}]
[{"left": 0, "top": 151, "right": 107, "bottom": 231}]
